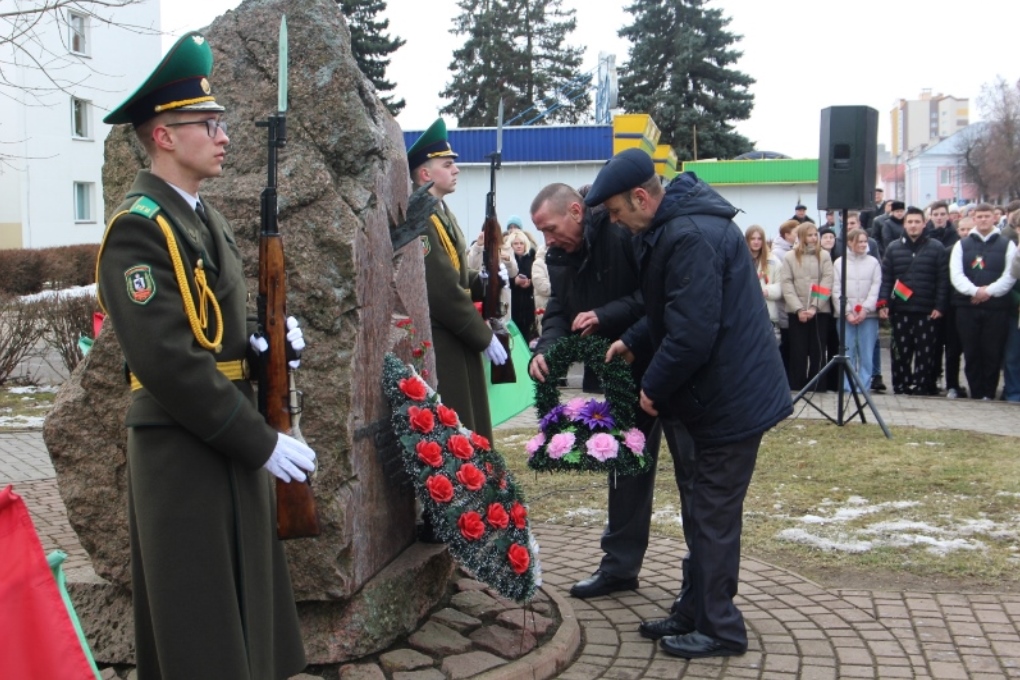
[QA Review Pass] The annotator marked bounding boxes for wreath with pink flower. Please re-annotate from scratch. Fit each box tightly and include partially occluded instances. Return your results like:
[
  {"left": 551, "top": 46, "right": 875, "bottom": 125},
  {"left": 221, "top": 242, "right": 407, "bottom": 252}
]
[
  {"left": 382, "top": 353, "right": 539, "bottom": 602},
  {"left": 526, "top": 334, "right": 649, "bottom": 475}
]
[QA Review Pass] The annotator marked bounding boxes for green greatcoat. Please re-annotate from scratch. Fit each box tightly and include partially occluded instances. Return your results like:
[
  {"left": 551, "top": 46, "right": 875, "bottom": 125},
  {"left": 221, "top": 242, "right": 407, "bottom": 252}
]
[
  {"left": 96, "top": 170, "right": 306, "bottom": 680},
  {"left": 422, "top": 201, "right": 495, "bottom": 442}
]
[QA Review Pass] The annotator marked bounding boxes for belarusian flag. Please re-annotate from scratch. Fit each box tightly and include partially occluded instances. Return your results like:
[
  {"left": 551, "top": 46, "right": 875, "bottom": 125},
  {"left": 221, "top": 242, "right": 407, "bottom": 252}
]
[
  {"left": 810, "top": 284, "right": 831, "bottom": 301},
  {"left": 893, "top": 279, "right": 913, "bottom": 301}
]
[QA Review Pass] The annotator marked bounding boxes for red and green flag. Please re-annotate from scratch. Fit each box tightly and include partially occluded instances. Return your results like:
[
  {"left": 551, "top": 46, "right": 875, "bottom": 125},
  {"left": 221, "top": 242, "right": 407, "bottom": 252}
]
[
  {"left": 810, "top": 283, "right": 831, "bottom": 301},
  {"left": 893, "top": 279, "right": 913, "bottom": 302}
]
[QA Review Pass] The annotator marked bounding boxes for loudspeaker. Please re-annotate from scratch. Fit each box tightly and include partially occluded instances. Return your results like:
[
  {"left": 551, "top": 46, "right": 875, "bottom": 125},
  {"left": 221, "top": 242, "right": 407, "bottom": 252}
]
[{"left": 817, "top": 106, "right": 878, "bottom": 210}]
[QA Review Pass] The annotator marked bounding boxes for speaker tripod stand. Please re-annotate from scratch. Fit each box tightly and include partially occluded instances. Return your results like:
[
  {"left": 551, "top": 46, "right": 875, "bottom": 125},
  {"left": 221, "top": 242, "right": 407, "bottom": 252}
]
[{"left": 791, "top": 208, "right": 892, "bottom": 438}]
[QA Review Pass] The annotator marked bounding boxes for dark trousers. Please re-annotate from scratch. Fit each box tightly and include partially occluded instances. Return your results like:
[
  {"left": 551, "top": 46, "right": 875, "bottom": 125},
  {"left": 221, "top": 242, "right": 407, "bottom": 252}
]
[
  {"left": 942, "top": 305, "right": 964, "bottom": 391},
  {"left": 599, "top": 410, "right": 664, "bottom": 578},
  {"left": 890, "top": 312, "right": 940, "bottom": 395},
  {"left": 662, "top": 420, "right": 760, "bottom": 651},
  {"left": 956, "top": 305, "right": 1010, "bottom": 399},
  {"left": 786, "top": 313, "right": 830, "bottom": 390}
]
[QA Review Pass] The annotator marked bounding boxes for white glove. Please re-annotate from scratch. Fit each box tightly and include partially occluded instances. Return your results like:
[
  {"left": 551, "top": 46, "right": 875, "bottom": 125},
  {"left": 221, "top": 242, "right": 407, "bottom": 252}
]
[
  {"left": 285, "top": 316, "right": 304, "bottom": 369},
  {"left": 249, "top": 316, "right": 305, "bottom": 369},
  {"left": 264, "top": 432, "right": 317, "bottom": 483},
  {"left": 479, "top": 263, "right": 510, "bottom": 288},
  {"left": 484, "top": 334, "right": 508, "bottom": 365}
]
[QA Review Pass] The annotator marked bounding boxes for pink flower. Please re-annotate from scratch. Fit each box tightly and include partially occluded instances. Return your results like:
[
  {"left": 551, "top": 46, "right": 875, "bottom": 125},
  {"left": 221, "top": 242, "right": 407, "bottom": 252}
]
[
  {"left": 622, "top": 428, "right": 646, "bottom": 455},
  {"left": 525, "top": 432, "right": 546, "bottom": 458},
  {"left": 586, "top": 432, "right": 619, "bottom": 462},
  {"left": 563, "top": 397, "right": 588, "bottom": 419},
  {"left": 546, "top": 432, "right": 576, "bottom": 459}
]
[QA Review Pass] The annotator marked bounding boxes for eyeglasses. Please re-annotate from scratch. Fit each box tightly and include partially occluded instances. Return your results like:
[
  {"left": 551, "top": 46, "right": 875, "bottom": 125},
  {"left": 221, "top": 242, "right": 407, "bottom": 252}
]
[{"left": 165, "top": 119, "right": 227, "bottom": 138}]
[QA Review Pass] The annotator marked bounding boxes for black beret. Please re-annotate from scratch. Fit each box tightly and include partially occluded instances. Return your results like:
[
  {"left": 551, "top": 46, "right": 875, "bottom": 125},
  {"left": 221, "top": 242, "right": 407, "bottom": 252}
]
[
  {"left": 795, "top": 204, "right": 807, "bottom": 210},
  {"left": 583, "top": 148, "right": 655, "bottom": 207},
  {"left": 818, "top": 227, "right": 836, "bottom": 238},
  {"left": 891, "top": 200, "right": 905, "bottom": 211}
]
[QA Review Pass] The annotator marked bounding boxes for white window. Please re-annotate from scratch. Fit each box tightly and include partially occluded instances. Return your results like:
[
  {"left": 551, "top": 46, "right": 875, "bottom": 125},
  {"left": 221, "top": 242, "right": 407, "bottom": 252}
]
[
  {"left": 71, "top": 97, "right": 91, "bottom": 138},
  {"left": 69, "top": 11, "right": 89, "bottom": 56},
  {"left": 939, "top": 168, "right": 953, "bottom": 186},
  {"left": 73, "top": 182, "right": 95, "bottom": 222}
]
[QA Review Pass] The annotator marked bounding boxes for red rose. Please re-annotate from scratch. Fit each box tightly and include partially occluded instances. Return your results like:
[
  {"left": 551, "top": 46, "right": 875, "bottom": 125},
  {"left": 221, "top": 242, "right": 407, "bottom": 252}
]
[
  {"left": 425, "top": 474, "right": 454, "bottom": 503},
  {"left": 458, "top": 511, "right": 486, "bottom": 541},
  {"left": 456, "top": 463, "right": 486, "bottom": 491},
  {"left": 470, "top": 432, "right": 491, "bottom": 451},
  {"left": 486, "top": 502, "right": 510, "bottom": 530},
  {"left": 436, "top": 404, "right": 459, "bottom": 428},
  {"left": 412, "top": 348, "right": 424, "bottom": 358},
  {"left": 395, "top": 318, "right": 413, "bottom": 329},
  {"left": 399, "top": 377, "right": 427, "bottom": 401},
  {"left": 510, "top": 502, "right": 527, "bottom": 529},
  {"left": 854, "top": 304, "right": 863, "bottom": 314},
  {"left": 407, "top": 406, "right": 434, "bottom": 434},
  {"left": 507, "top": 543, "right": 530, "bottom": 574},
  {"left": 447, "top": 434, "right": 474, "bottom": 460},
  {"left": 416, "top": 440, "right": 443, "bottom": 467}
]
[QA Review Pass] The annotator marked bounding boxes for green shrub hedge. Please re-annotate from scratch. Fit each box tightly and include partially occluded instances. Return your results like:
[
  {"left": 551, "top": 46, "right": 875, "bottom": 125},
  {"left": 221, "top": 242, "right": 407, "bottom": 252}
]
[{"left": 0, "top": 244, "right": 99, "bottom": 296}]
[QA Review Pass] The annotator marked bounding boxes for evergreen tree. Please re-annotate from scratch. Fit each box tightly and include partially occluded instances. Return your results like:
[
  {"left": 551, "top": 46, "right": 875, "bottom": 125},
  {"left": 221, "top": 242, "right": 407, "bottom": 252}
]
[
  {"left": 338, "top": 0, "right": 406, "bottom": 116},
  {"left": 441, "top": 0, "right": 591, "bottom": 127},
  {"left": 618, "top": 0, "right": 754, "bottom": 161}
]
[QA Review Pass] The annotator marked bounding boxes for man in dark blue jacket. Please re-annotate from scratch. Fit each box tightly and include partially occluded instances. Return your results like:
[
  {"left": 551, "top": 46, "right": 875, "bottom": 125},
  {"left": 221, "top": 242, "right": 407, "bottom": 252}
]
[
  {"left": 586, "top": 149, "right": 792, "bottom": 660},
  {"left": 528, "top": 182, "right": 664, "bottom": 599}
]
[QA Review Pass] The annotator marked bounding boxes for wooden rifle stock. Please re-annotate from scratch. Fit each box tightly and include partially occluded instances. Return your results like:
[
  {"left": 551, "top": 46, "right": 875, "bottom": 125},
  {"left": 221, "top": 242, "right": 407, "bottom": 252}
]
[
  {"left": 482, "top": 214, "right": 516, "bottom": 384},
  {"left": 257, "top": 112, "right": 321, "bottom": 540}
]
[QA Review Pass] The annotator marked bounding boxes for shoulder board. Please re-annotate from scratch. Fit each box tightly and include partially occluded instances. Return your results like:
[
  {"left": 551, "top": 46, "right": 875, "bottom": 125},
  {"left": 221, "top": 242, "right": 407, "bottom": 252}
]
[{"left": 129, "top": 196, "right": 161, "bottom": 219}]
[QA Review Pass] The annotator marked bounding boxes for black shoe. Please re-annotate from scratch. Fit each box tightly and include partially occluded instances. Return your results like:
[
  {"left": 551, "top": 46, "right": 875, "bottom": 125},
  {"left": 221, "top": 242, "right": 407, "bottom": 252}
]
[
  {"left": 871, "top": 375, "right": 887, "bottom": 393},
  {"left": 659, "top": 631, "right": 745, "bottom": 659},
  {"left": 639, "top": 613, "right": 696, "bottom": 640},
  {"left": 568, "top": 570, "right": 638, "bottom": 599}
]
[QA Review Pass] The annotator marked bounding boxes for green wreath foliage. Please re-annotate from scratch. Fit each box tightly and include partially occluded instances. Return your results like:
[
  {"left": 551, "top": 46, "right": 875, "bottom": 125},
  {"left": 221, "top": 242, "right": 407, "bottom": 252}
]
[
  {"left": 527, "top": 334, "right": 650, "bottom": 475},
  {"left": 382, "top": 353, "right": 539, "bottom": 602}
]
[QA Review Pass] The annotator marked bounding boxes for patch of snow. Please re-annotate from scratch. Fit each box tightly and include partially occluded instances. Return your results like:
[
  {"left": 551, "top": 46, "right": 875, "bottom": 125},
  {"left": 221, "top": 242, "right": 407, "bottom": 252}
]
[
  {"left": 0, "top": 416, "right": 45, "bottom": 428},
  {"left": 8, "top": 385, "right": 57, "bottom": 395},
  {"left": 777, "top": 528, "right": 873, "bottom": 553},
  {"left": 20, "top": 284, "right": 96, "bottom": 303}
]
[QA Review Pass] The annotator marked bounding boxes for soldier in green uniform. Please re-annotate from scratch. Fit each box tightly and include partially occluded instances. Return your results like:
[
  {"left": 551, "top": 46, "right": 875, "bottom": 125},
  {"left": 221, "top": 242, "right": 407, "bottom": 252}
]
[
  {"left": 406, "top": 119, "right": 507, "bottom": 442},
  {"left": 96, "top": 32, "right": 314, "bottom": 680}
]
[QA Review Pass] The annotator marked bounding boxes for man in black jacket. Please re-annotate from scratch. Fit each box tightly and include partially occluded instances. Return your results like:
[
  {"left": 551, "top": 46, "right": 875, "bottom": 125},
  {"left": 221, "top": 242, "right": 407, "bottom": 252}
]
[
  {"left": 877, "top": 207, "right": 949, "bottom": 395},
  {"left": 925, "top": 201, "right": 965, "bottom": 398},
  {"left": 528, "top": 182, "right": 663, "bottom": 599},
  {"left": 587, "top": 150, "right": 792, "bottom": 660}
]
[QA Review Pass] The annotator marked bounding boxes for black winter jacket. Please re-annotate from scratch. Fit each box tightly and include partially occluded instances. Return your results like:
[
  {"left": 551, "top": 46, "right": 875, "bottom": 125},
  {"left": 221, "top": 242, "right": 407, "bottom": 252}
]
[
  {"left": 534, "top": 209, "right": 644, "bottom": 355},
  {"left": 621, "top": 173, "right": 792, "bottom": 446},
  {"left": 924, "top": 220, "right": 961, "bottom": 249},
  {"left": 878, "top": 234, "right": 949, "bottom": 314}
]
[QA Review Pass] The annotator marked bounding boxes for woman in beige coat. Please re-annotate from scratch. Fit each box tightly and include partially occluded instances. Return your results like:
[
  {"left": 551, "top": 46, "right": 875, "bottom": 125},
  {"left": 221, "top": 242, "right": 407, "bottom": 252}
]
[{"left": 780, "top": 222, "right": 834, "bottom": 390}]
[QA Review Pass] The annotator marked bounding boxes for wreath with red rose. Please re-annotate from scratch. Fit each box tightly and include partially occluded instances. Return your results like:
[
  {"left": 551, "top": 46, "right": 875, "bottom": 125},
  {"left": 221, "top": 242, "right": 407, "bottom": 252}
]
[{"left": 382, "top": 353, "right": 540, "bottom": 602}]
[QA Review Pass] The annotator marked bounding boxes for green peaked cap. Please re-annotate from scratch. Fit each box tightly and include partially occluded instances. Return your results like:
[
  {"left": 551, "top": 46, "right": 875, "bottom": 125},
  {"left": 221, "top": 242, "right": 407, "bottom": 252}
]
[
  {"left": 104, "top": 31, "right": 225, "bottom": 127},
  {"left": 407, "top": 118, "right": 458, "bottom": 171}
]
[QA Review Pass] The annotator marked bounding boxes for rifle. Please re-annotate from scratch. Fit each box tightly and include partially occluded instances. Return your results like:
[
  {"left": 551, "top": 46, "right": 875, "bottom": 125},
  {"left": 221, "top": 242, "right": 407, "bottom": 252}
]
[
  {"left": 256, "top": 16, "right": 321, "bottom": 540},
  {"left": 482, "top": 99, "right": 516, "bottom": 384}
]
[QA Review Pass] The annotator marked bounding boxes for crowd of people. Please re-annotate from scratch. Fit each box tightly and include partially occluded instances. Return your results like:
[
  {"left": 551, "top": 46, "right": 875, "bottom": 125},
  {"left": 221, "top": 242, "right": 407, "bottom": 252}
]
[{"left": 747, "top": 191, "right": 1020, "bottom": 402}]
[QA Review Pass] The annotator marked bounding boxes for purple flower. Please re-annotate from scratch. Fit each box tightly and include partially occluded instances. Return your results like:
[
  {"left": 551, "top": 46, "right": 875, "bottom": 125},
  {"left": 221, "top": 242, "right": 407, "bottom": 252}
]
[
  {"left": 586, "top": 433, "right": 619, "bottom": 461},
  {"left": 546, "top": 433, "right": 576, "bottom": 459},
  {"left": 622, "top": 428, "right": 646, "bottom": 455},
  {"left": 563, "top": 397, "right": 588, "bottom": 419},
  {"left": 525, "top": 432, "right": 546, "bottom": 458},
  {"left": 578, "top": 400, "right": 615, "bottom": 430},
  {"left": 539, "top": 405, "right": 565, "bottom": 432}
]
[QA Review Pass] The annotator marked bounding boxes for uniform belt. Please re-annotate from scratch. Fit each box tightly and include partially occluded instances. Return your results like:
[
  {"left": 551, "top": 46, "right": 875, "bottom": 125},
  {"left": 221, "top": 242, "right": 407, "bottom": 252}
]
[{"left": 130, "top": 359, "right": 248, "bottom": 392}]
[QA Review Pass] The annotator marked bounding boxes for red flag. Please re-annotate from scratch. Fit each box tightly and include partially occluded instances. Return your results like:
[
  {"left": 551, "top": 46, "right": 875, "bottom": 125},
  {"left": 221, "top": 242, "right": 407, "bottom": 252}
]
[{"left": 0, "top": 485, "right": 98, "bottom": 679}]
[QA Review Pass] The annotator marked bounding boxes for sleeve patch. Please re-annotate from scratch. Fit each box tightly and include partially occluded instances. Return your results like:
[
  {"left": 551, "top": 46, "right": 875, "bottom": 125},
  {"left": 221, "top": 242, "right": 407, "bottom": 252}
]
[
  {"left": 124, "top": 264, "right": 157, "bottom": 305},
  {"left": 421, "top": 235, "right": 431, "bottom": 256}
]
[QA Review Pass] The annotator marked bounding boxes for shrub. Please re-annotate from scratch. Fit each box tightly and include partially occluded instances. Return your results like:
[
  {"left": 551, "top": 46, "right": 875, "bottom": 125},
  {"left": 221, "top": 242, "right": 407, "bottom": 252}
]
[
  {"left": 0, "top": 298, "right": 44, "bottom": 385},
  {"left": 35, "top": 291, "right": 99, "bottom": 375},
  {"left": 0, "top": 249, "right": 47, "bottom": 295}
]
